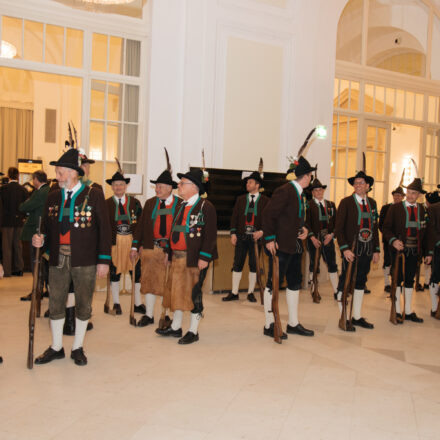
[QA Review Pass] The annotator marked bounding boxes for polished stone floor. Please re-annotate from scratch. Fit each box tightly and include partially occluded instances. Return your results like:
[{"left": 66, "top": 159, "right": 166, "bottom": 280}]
[{"left": 1, "top": 268, "right": 440, "bottom": 440}]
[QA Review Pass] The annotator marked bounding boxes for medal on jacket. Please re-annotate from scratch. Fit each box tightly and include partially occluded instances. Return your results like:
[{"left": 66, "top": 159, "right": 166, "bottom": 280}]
[{"left": 197, "top": 227, "right": 201, "bottom": 237}]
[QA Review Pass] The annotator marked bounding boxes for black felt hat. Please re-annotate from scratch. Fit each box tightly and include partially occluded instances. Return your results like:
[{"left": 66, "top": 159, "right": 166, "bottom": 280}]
[
  {"left": 177, "top": 168, "right": 205, "bottom": 193},
  {"left": 245, "top": 171, "right": 263, "bottom": 186},
  {"left": 287, "top": 156, "right": 317, "bottom": 178},
  {"left": 50, "top": 148, "right": 84, "bottom": 176},
  {"left": 348, "top": 170, "right": 374, "bottom": 187},
  {"left": 106, "top": 171, "right": 130, "bottom": 185},
  {"left": 310, "top": 178, "right": 327, "bottom": 190},
  {"left": 404, "top": 178, "right": 426, "bottom": 194},
  {"left": 426, "top": 191, "right": 440, "bottom": 204},
  {"left": 391, "top": 186, "right": 405, "bottom": 196},
  {"left": 150, "top": 170, "right": 177, "bottom": 188},
  {"left": 78, "top": 150, "right": 95, "bottom": 165}
]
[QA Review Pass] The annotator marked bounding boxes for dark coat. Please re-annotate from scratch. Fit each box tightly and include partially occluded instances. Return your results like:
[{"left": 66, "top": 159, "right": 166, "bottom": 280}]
[
  {"left": 378, "top": 203, "right": 391, "bottom": 242},
  {"left": 305, "top": 199, "right": 336, "bottom": 238},
  {"left": 0, "top": 181, "right": 28, "bottom": 227},
  {"left": 133, "top": 195, "right": 182, "bottom": 250},
  {"left": 42, "top": 184, "right": 112, "bottom": 267},
  {"left": 105, "top": 195, "right": 143, "bottom": 246},
  {"left": 262, "top": 182, "right": 305, "bottom": 254},
  {"left": 19, "top": 183, "right": 50, "bottom": 241},
  {"left": 335, "top": 194, "right": 380, "bottom": 253},
  {"left": 230, "top": 193, "right": 269, "bottom": 235},
  {"left": 427, "top": 203, "right": 440, "bottom": 255}
]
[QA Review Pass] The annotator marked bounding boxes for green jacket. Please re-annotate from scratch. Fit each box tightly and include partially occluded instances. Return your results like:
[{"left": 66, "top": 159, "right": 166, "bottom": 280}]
[{"left": 19, "top": 183, "right": 50, "bottom": 241}]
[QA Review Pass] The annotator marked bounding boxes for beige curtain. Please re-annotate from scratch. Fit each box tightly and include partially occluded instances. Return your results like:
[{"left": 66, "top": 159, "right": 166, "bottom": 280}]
[{"left": 0, "top": 107, "right": 33, "bottom": 172}]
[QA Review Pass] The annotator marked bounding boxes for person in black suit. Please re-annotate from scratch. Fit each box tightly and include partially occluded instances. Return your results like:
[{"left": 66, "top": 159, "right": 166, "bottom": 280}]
[{"left": 0, "top": 167, "right": 28, "bottom": 277}]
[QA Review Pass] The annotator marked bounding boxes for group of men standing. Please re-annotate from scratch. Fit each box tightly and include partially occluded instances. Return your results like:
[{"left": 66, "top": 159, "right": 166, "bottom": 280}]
[{"left": 2, "top": 134, "right": 440, "bottom": 368}]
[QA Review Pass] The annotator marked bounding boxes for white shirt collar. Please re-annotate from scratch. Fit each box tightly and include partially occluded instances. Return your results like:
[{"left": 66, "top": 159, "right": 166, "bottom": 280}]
[
  {"left": 405, "top": 201, "right": 417, "bottom": 208},
  {"left": 292, "top": 180, "right": 303, "bottom": 195},
  {"left": 248, "top": 192, "right": 260, "bottom": 201},
  {"left": 65, "top": 181, "right": 82, "bottom": 197},
  {"left": 314, "top": 198, "right": 324, "bottom": 205},
  {"left": 114, "top": 194, "right": 126, "bottom": 204},
  {"left": 355, "top": 193, "right": 367, "bottom": 203},
  {"left": 160, "top": 194, "right": 174, "bottom": 205},
  {"left": 185, "top": 193, "right": 200, "bottom": 207}
]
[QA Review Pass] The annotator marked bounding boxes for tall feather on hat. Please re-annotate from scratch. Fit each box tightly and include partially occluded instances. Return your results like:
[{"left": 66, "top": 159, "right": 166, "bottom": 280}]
[
  {"left": 286, "top": 128, "right": 317, "bottom": 180},
  {"left": 201, "top": 149, "right": 209, "bottom": 198}
]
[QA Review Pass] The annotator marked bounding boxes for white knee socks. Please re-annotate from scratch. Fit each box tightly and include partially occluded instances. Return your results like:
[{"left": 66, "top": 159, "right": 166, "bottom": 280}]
[
  {"left": 72, "top": 319, "right": 88, "bottom": 350},
  {"left": 248, "top": 272, "right": 257, "bottom": 293},
  {"left": 111, "top": 281, "right": 120, "bottom": 304},
  {"left": 425, "top": 265, "right": 431, "bottom": 286},
  {"left": 232, "top": 271, "right": 242, "bottom": 295},
  {"left": 171, "top": 310, "right": 183, "bottom": 330},
  {"left": 384, "top": 266, "right": 391, "bottom": 287},
  {"left": 263, "top": 287, "right": 274, "bottom": 328},
  {"left": 50, "top": 318, "right": 65, "bottom": 351},
  {"left": 188, "top": 313, "right": 201, "bottom": 334},
  {"left": 134, "top": 283, "right": 141, "bottom": 306},
  {"left": 329, "top": 272, "right": 339, "bottom": 293},
  {"left": 352, "top": 289, "right": 364, "bottom": 320},
  {"left": 404, "top": 288, "right": 413, "bottom": 315},
  {"left": 429, "top": 283, "right": 439, "bottom": 312},
  {"left": 145, "top": 293, "right": 156, "bottom": 318},
  {"left": 337, "top": 291, "right": 342, "bottom": 313},
  {"left": 286, "top": 289, "right": 299, "bottom": 327}
]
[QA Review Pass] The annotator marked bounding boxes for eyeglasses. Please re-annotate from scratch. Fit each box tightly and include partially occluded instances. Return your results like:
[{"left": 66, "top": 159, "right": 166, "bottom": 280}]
[{"left": 178, "top": 181, "right": 194, "bottom": 186}]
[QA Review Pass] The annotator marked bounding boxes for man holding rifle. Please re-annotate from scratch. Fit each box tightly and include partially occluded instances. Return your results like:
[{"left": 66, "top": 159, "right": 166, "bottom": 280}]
[
  {"left": 223, "top": 160, "right": 269, "bottom": 303},
  {"left": 383, "top": 178, "right": 429, "bottom": 323},
  {"left": 335, "top": 169, "right": 380, "bottom": 331},
  {"left": 305, "top": 177, "right": 338, "bottom": 299},
  {"left": 262, "top": 155, "right": 316, "bottom": 339}
]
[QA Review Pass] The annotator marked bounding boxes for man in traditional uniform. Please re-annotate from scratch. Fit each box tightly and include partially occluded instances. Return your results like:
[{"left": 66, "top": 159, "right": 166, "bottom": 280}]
[
  {"left": 32, "top": 146, "right": 111, "bottom": 366},
  {"left": 79, "top": 151, "right": 103, "bottom": 191},
  {"left": 223, "top": 168, "right": 269, "bottom": 303},
  {"left": 378, "top": 186, "right": 405, "bottom": 293},
  {"left": 305, "top": 178, "right": 338, "bottom": 298},
  {"left": 428, "top": 188, "right": 440, "bottom": 317},
  {"left": 130, "top": 159, "right": 181, "bottom": 327},
  {"left": 156, "top": 168, "right": 217, "bottom": 344},
  {"left": 262, "top": 156, "right": 316, "bottom": 339},
  {"left": 335, "top": 169, "right": 380, "bottom": 331},
  {"left": 105, "top": 164, "right": 143, "bottom": 315},
  {"left": 383, "top": 178, "right": 429, "bottom": 323}
]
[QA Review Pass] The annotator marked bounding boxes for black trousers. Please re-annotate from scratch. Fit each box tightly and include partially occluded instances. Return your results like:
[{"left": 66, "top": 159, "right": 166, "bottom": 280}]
[
  {"left": 265, "top": 249, "right": 302, "bottom": 291},
  {"left": 430, "top": 246, "right": 440, "bottom": 284},
  {"left": 110, "top": 259, "right": 141, "bottom": 283},
  {"left": 307, "top": 238, "right": 338, "bottom": 273},
  {"left": 390, "top": 249, "right": 419, "bottom": 288},
  {"left": 382, "top": 241, "right": 392, "bottom": 268},
  {"left": 232, "top": 235, "right": 257, "bottom": 273},
  {"left": 337, "top": 251, "right": 372, "bottom": 291}
]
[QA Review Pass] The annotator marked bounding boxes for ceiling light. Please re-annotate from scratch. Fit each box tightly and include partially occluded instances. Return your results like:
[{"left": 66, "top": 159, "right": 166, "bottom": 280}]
[
  {"left": 0, "top": 40, "right": 17, "bottom": 59},
  {"left": 80, "top": 0, "right": 136, "bottom": 4}
]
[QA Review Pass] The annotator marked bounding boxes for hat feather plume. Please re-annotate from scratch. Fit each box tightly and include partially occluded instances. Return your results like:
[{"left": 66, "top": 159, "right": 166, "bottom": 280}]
[
  {"left": 399, "top": 168, "right": 405, "bottom": 187},
  {"left": 70, "top": 121, "right": 79, "bottom": 150},
  {"left": 115, "top": 157, "right": 123, "bottom": 174},
  {"left": 258, "top": 157, "right": 263, "bottom": 176},
  {"left": 296, "top": 128, "right": 316, "bottom": 159},
  {"left": 67, "top": 123, "right": 74, "bottom": 149},
  {"left": 164, "top": 147, "right": 172, "bottom": 174},
  {"left": 410, "top": 158, "right": 419, "bottom": 179},
  {"left": 362, "top": 152, "right": 366, "bottom": 173}
]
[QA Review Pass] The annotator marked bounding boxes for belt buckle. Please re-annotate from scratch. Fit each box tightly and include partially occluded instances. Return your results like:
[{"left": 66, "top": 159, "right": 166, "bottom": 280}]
[{"left": 358, "top": 228, "right": 372, "bottom": 243}]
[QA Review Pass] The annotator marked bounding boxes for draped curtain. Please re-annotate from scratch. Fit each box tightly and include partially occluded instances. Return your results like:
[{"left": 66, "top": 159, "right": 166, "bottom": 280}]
[{"left": 0, "top": 107, "right": 33, "bottom": 172}]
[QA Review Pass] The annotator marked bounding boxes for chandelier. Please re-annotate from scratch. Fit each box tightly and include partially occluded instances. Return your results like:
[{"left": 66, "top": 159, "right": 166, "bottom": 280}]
[
  {"left": 80, "top": 0, "right": 136, "bottom": 4},
  {"left": 0, "top": 41, "right": 17, "bottom": 59}
]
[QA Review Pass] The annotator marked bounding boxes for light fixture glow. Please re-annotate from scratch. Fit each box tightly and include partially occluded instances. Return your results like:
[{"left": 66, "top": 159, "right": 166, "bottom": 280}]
[
  {"left": 315, "top": 125, "right": 328, "bottom": 139},
  {"left": 0, "top": 40, "right": 17, "bottom": 59},
  {"left": 80, "top": 0, "right": 136, "bottom": 4}
]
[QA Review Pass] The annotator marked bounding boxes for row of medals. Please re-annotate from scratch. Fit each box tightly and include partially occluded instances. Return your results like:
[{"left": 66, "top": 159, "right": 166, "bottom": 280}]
[{"left": 74, "top": 209, "right": 91, "bottom": 228}]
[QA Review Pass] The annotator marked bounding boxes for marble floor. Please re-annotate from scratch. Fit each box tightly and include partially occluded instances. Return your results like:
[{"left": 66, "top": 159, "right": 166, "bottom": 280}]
[{"left": 1, "top": 268, "right": 440, "bottom": 440}]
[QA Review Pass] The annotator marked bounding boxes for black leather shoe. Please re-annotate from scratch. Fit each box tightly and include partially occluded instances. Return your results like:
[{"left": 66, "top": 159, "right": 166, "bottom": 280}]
[
  {"left": 71, "top": 347, "right": 87, "bottom": 366},
  {"left": 431, "top": 310, "right": 439, "bottom": 319},
  {"left": 405, "top": 312, "right": 424, "bottom": 323},
  {"left": 396, "top": 313, "right": 404, "bottom": 324},
  {"left": 134, "top": 304, "right": 146, "bottom": 314},
  {"left": 286, "top": 323, "right": 314, "bottom": 337},
  {"left": 415, "top": 283, "right": 424, "bottom": 292},
  {"left": 0, "top": 356, "right": 3, "bottom": 364},
  {"left": 35, "top": 347, "right": 65, "bottom": 364},
  {"left": 247, "top": 293, "right": 257, "bottom": 303},
  {"left": 384, "top": 285, "right": 391, "bottom": 293},
  {"left": 334, "top": 292, "right": 338, "bottom": 300},
  {"left": 113, "top": 304, "right": 122, "bottom": 315},
  {"left": 42, "top": 290, "right": 49, "bottom": 298},
  {"left": 87, "top": 322, "right": 93, "bottom": 331},
  {"left": 138, "top": 315, "right": 154, "bottom": 327},
  {"left": 155, "top": 327, "right": 182, "bottom": 337},
  {"left": 63, "top": 307, "right": 76, "bottom": 336},
  {"left": 351, "top": 317, "right": 374, "bottom": 329},
  {"left": 178, "top": 331, "right": 199, "bottom": 345},
  {"left": 340, "top": 320, "right": 356, "bottom": 332},
  {"left": 44, "top": 309, "right": 50, "bottom": 318},
  {"left": 364, "top": 287, "right": 371, "bottom": 294},
  {"left": 424, "top": 284, "right": 429, "bottom": 290},
  {"left": 12, "top": 271, "right": 23, "bottom": 277},
  {"left": 263, "top": 323, "right": 287, "bottom": 339},
  {"left": 222, "top": 293, "right": 239, "bottom": 301},
  {"left": 20, "top": 293, "right": 32, "bottom": 301}
]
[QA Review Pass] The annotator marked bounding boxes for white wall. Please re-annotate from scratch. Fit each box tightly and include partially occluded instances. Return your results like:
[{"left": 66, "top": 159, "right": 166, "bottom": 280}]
[{"left": 145, "top": 0, "right": 348, "bottom": 197}]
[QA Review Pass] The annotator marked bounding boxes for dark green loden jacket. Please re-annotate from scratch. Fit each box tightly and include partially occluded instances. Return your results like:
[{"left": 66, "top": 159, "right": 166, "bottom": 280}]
[{"left": 19, "top": 183, "right": 50, "bottom": 241}]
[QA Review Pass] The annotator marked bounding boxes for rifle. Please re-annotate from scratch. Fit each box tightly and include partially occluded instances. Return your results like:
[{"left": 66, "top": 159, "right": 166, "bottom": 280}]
[
  {"left": 158, "top": 265, "right": 172, "bottom": 330},
  {"left": 104, "top": 272, "right": 116, "bottom": 316},
  {"left": 129, "top": 259, "right": 137, "bottom": 326},
  {"left": 389, "top": 248, "right": 404, "bottom": 325},
  {"left": 338, "top": 237, "right": 357, "bottom": 332},
  {"left": 35, "top": 251, "right": 44, "bottom": 318},
  {"left": 27, "top": 217, "right": 42, "bottom": 369},
  {"left": 272, "top": 253, "right": 283, "bottom": 344},
  {"left": 310, "top": 240, "right": 322, "bottom": 304},
  {"left": 254, "top": 241, "right": 265, "bottom": 305}
]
